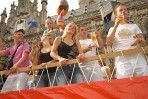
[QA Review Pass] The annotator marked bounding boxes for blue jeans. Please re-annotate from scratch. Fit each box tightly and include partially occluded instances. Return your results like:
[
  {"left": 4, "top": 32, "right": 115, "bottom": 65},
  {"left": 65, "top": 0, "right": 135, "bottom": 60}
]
[
  {"left": 56, "top": 63, "right": 84, "bottom": 85},
  {"left": 36, "top": 71, "right": 57, "bottom": 88}
]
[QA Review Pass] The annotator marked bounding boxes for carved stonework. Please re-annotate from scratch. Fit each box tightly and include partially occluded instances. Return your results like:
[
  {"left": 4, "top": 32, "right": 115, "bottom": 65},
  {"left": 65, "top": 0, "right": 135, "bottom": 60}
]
[
  {"left": 127, "top": 1, "right": 148, "bottom": 36},
  {"left": 0, "top": 0, "right": 147, "bottom": 48}
]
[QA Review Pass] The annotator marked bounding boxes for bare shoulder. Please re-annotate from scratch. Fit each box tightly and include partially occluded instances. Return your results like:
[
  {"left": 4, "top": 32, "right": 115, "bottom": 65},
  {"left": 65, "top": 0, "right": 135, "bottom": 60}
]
[
  {"left": 53, "top": 36, "right": 62, "bottom": 45},
  {"left": 55, "top": 36, "right": 62, "bottom": 42}
]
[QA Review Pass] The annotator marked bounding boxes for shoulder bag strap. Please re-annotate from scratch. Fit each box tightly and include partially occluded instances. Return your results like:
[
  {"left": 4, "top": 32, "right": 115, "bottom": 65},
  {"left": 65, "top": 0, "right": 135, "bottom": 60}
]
[{"left": 10, "top": 43, "right": 22, "bottom": 62}]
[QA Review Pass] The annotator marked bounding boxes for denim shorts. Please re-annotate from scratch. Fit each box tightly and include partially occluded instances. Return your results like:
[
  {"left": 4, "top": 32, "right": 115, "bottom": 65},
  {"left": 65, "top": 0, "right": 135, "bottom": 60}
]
[{"left": 55, "top": 63, "right": 84, "bottom": 85}]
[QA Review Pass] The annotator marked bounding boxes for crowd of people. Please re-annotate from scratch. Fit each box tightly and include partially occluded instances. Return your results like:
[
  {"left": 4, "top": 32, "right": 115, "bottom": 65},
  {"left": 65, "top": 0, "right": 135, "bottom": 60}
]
[{"left": 0, "top": 3, "right": 147, "bottom": 93}]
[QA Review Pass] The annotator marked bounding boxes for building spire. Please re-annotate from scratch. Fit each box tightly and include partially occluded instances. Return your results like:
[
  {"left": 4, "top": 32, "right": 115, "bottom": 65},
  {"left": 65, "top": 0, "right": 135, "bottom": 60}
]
[
  {"left": 12, "top": 1, "right": 15, "bottom": 6},
  {"left": 41, "top": 0, "right": 48, "bottom": 10},
  {"left": 40, "top": 0, "right": 48, "bottom": 25},
  {"left": 1, "top": 8, "right": 7, "bottom": 23}
]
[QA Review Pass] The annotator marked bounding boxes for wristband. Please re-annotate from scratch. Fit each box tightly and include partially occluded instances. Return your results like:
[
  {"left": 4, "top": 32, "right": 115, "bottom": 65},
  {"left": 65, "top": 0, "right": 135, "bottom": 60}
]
[{"left": 113, "top": 27, "right": 117, "bottom": 30}]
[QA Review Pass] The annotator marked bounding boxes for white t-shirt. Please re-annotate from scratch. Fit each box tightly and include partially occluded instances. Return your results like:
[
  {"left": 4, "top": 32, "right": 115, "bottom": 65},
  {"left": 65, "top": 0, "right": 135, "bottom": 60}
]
[
  {"left": 79, "top": 39, "right": 99, "bottom": 67},
  {"left": 108, "top": 24, "right": 147, "bottom": 78},
  {"left": 108, "top": 24, "right": 142, "bottom": 51}
]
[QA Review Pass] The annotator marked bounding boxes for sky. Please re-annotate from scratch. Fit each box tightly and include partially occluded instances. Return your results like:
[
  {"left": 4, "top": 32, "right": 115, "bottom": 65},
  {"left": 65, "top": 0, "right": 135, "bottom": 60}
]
[{"left": 0, "top": 0, "right": 79, "bottom": 21}]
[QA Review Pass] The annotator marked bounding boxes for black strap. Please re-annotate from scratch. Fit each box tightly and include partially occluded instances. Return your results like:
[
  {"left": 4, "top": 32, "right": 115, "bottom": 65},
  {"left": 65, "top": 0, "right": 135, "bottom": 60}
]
[{"left": 9, "top": 43, "right": 22, "bottom": 64}]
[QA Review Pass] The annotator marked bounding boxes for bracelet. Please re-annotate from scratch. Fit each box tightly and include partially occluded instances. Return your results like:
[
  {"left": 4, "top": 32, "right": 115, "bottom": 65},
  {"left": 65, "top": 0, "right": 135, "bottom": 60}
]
[{"left": 113, "top": 27, "right": 117, "bottom": 30}]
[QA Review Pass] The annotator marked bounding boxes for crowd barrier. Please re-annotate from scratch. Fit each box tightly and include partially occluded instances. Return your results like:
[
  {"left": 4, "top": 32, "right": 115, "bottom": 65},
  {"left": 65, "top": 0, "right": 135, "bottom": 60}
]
[
  {"left": 0, "top": 46, "right": 147, "bottom": 75},
  {"left": 0, "top": 46, "right": 148, "bottom": 99}
]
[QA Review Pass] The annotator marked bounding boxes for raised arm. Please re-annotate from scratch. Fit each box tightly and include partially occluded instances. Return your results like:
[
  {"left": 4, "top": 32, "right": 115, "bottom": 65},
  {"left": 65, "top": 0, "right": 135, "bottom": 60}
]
[
  {"left": 95, "top": 31, "right": 104, "bottom": 48},
  {"left": 106, "top": 14, "right": 121, "bottom": 46},
  {"left": 29, "top": 40, "right": 38, "bottom": 62},
  {"left": 31, "top": 49, "right": 40, "bottom": 65}
]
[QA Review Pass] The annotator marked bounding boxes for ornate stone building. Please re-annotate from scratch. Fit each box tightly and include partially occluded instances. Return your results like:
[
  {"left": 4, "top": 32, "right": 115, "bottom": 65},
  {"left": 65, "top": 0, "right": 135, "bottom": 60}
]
[
  {"left": 0, "top": 0, "right": 147, "bottom": 48},
  {"left": 0, "top": 0, "right": 48, "bottom": 48}
]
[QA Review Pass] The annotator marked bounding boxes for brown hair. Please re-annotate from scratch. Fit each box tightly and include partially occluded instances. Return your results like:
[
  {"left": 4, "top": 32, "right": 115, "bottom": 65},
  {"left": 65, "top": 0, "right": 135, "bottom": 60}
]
[{"left": 78, "top": 25, "right": 88, "bottom": 31}]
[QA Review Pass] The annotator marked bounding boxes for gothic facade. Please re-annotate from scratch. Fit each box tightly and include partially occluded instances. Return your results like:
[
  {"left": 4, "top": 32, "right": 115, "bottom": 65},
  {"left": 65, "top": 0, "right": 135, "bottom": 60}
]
[
  {"left": 0, "top": 0, "right": 48, "bottom": 47},
  {"left": 0, "top": 0, "right": 147, "bottom": 48}
]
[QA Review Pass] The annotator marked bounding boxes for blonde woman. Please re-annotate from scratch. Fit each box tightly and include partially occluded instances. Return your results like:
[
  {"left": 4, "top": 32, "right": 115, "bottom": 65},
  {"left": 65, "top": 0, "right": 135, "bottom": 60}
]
[{"left": 51, "top": 22, "right": 85, "bottom": 85}]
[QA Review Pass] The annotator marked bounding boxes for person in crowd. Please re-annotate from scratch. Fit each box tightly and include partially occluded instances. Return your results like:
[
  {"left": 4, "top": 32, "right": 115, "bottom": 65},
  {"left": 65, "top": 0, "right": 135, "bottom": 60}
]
[
  {"left": 42, "top": 17, "right": 60, "bottom": 41},
  {"left": 106, "top": 3, "right": 147, "bottom": 79},
  {"left": 50, "top": 22, "right": 85, "bottom": 85},
  {"left": 29, "top": 39, "right": 40, "bottom": 63},
  {"left": 0, "top": 29, "right": 30, "bottom": 92},
  {"left": 0, "top": 37, "right": 8, "bottom": 90},
  {"left": 30, "top": 34, "right": 57, "bottom": 87},
  {"left": 78, "top": 25, "right": 104, "bottom": 82}
]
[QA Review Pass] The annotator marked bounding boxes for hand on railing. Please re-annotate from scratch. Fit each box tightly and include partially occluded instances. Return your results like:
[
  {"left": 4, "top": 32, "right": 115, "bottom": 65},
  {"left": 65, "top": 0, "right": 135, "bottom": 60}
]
[
  {"left": 59, "top": 57, "right": 68, "bottom": 66},
  {"left": 0, "top": 46, "right": 147, "bottom": 76},
  {"left": 9, "top": 66, "right": 17, "bottom": 74},
  {"left": 77, "top": 54, "right": 85, "bottom": 63}
]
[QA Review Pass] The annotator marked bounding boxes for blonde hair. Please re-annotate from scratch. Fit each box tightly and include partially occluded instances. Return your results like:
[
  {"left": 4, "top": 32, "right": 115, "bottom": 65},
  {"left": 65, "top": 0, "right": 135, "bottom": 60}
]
[
  {"left": 62, "top": 22, "right": 78, "bottom": 41},
  {"left": 114, "top": 3, "right": 126, "bottom": 14}
]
